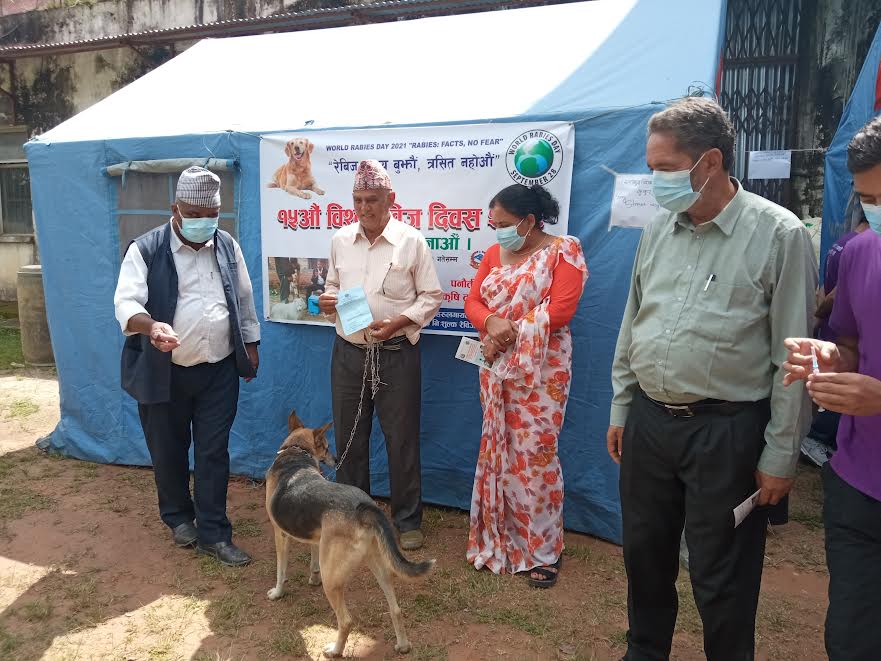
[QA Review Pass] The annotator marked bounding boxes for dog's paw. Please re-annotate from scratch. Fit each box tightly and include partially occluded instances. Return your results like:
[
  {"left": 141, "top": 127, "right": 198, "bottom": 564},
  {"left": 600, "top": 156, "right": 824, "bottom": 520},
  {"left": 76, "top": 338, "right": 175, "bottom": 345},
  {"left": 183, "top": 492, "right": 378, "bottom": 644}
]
[
  {"left": 323, "top": 643, "right": 343, "bottom": 658},
  {"left": 309, "top": 571, "right": 322, "bottom": 586},
  {"left": 313, "top": 187, "right": 325, "bottom": 196},
  {"left": 299, "top": 191, "right": 312, "bottom": 199},
  {"left": 394, "top": 641, "right": 411, "bottom": 654},
  {"left": 266, "top": 586, "right": 285, "bottom": 600}
]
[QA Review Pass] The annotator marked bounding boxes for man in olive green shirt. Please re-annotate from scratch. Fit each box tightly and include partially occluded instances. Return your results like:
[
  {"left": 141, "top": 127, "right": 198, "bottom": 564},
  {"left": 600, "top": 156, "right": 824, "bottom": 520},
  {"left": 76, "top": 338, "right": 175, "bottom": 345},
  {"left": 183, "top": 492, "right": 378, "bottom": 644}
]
[{"left": 608, "top": 98, "right": 815, "bottom": 661}]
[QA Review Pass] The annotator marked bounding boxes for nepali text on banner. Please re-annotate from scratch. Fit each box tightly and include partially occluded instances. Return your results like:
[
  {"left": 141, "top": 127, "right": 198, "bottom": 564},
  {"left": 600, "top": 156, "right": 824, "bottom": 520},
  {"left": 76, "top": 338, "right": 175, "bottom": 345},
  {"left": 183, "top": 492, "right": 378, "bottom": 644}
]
[{"left": 259, "top": 122, "right": 575, "bottom": 336}]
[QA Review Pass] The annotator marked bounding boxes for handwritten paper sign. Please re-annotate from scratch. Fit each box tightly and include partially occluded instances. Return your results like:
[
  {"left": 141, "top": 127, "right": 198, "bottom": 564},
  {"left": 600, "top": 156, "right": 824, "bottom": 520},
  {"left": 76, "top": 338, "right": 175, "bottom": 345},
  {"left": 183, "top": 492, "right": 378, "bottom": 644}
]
[
  {"left": 609, "top": 174, "right": 660, "bottom": 230},
  {"left": 747, "top": 150, "right": 792, "bottom": 180}
]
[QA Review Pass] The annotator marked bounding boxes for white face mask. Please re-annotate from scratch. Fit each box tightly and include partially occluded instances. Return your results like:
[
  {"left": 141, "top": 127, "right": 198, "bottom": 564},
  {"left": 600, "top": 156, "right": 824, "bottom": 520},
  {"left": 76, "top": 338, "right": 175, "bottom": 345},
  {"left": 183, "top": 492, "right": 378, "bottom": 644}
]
[{"left": 651, "top": 152, "right": 710, "bottom": 213}]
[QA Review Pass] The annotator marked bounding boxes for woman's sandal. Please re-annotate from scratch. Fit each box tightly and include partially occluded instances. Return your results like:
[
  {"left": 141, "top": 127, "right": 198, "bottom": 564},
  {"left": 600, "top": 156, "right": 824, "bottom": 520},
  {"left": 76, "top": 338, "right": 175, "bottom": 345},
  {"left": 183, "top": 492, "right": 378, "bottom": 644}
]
[{"left": 526, "top": 556, "right": 562, "bottom": 589}]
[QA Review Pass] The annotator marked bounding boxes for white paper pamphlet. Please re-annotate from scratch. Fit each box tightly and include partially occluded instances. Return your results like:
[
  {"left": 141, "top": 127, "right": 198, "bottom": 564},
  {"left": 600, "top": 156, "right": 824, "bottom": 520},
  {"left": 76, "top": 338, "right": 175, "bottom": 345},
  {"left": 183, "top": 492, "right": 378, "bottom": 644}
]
[
  {"left": 733, "top": 489, "right": 762, "bottom": 528},
  {"left": 747, "top": 150, "right": 792, "bottom": 180},
  {"left": 455, "top": 336, "right": 490, "bottom": 369},
  {"left": 336, "top": 287, "right": 373, "bottom": 336}
]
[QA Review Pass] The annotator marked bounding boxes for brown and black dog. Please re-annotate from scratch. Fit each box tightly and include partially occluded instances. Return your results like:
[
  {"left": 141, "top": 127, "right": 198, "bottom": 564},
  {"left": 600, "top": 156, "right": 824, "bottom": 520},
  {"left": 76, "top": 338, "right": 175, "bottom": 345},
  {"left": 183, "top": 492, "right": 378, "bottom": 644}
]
[
  {"left": 265, "top": 410, "right": 434, "bottom": 657},
  {"left": 267, "top": 137, "right": 325, "bottom": 199}
]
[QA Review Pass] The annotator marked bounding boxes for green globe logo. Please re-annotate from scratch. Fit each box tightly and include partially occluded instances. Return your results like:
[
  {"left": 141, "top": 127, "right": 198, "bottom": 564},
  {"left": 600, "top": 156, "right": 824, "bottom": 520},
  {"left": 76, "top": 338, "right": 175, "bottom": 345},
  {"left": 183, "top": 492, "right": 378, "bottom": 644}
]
[{"left": 514, "top": 138, "right": 555, "bottom": 178}]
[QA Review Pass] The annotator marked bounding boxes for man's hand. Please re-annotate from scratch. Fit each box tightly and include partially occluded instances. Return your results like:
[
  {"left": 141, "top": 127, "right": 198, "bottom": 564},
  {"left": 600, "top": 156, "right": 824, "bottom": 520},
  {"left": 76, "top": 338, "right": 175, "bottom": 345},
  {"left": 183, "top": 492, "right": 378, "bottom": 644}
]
[
  {"left": 755, "top": 470, "right": 794, "bottom": 506},
  {"left": 244, "top": 343, "right": 259, "bottom": 383},
  {"left": 318, "top": 292, "right": 338, "bottom": 315},
  {"left": 484, "top": 315, "right": 519, "bottom": 354},
  {"left": 368, "top": 316, "right": 408, "bottom": 342},
  {"left": 807, "top": 372, "right": 881, "bottom": 416},
  {"left": 782, "top": 338, "right": 842, "bottom": 385},
  {"left": 150, "top": 322, "right": 180, "bottom": 352},
  {"left": 607, "top": 425, "right": 624, "bottom": 465}
]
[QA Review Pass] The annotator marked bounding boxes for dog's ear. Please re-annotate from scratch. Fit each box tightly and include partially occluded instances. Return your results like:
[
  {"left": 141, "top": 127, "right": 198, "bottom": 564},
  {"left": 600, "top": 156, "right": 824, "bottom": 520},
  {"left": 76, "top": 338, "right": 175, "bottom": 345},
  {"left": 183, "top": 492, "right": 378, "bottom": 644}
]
[
  {"left": 316, "top": 421, "right": 332, "bottom": 437},
  {"left": 284, "top": 141, "right": 293, "bottom": 157},
  {"left": 308, "top": 141, "right": 314, "bottom": 154},
  {"left": 288, "top": 410, "right": 305, "bottom": 433}
]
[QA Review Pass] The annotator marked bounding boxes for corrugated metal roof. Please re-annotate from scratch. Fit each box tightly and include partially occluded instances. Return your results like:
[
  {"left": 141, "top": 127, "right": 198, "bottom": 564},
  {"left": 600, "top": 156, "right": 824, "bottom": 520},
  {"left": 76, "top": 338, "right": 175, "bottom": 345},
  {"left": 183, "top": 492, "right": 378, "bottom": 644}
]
[{"left": 0, "top": 0, "right": 575, "bottom": 58}]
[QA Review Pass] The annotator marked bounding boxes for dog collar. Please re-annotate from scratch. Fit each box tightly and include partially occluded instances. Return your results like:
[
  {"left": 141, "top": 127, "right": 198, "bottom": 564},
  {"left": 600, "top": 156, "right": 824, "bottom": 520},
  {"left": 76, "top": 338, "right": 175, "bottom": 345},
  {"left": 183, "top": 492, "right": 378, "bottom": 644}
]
[{"left": 277, "top": 445, "right": 311, "bottom": 457}]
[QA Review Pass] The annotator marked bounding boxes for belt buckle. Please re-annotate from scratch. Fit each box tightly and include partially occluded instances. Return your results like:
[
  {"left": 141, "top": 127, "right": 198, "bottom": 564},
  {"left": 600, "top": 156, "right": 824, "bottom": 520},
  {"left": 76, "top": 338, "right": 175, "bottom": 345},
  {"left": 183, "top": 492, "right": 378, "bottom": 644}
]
[{"left": 666, "top": 404, "right": 694, "bottom": 418}]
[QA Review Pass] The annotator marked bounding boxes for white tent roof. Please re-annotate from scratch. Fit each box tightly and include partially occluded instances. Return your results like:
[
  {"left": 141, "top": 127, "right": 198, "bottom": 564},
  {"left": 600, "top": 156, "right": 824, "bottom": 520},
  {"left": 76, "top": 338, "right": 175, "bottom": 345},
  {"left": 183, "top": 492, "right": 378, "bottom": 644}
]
[{"left": 37, "top": 0, "right": 725, "bottom": 143}]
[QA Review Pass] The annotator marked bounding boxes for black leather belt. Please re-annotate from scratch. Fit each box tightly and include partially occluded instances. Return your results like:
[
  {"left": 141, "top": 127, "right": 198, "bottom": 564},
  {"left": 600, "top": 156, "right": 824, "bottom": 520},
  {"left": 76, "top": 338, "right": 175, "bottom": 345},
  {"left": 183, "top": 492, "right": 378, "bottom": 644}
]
[
  {"left": 641, "top": 390, "right": 757, "bottom": 418},
  {"left": 343, "top": 335, "right": 407, "bottom": 351}
]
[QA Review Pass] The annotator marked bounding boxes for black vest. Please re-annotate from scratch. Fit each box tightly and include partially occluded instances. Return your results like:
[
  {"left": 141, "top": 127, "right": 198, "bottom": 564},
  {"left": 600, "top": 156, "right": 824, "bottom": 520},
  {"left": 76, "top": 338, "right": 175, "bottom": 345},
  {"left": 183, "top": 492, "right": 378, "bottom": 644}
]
[{"left": 120, "top": 223, "right": 256, "bottom": 404}]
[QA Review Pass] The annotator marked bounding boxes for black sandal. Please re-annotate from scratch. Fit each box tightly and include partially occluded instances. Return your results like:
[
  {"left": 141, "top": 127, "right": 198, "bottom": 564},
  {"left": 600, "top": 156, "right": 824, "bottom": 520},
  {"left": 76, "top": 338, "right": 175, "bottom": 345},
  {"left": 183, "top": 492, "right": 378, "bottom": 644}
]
[{"left": 526, "top": 556, "right": 562, "bottom": 589}]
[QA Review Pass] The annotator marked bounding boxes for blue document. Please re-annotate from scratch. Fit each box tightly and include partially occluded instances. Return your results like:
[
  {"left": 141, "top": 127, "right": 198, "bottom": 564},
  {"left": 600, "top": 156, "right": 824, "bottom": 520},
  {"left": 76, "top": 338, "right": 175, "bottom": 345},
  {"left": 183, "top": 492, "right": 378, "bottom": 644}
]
[{"left": 336, "top": 286, "right": 374, "bottom": 336}]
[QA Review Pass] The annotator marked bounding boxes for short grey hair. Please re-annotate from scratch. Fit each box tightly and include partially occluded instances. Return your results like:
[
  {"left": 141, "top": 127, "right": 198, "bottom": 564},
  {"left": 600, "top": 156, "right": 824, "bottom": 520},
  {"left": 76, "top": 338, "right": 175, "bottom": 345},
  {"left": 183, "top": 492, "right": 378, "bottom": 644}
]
[
  {"left": 648, "top": 97, "right": 736, "bottom": 171},
  {"left": 847, "top": 116, "right": 881, "bottom": 174}
]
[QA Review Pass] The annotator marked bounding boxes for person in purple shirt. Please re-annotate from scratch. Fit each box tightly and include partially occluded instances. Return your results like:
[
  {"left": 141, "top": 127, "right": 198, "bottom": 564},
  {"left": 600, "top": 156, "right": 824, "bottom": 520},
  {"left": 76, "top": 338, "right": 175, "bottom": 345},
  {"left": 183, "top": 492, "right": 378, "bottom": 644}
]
[
  {"left": 783, "top": 115, "right": 881, "bottom": 661},
  {"left": 800, "top": 208, "right": 869, "bottom": 465},
  {"left": 815, "top": 209, "right": 868, "bottom": 342}
]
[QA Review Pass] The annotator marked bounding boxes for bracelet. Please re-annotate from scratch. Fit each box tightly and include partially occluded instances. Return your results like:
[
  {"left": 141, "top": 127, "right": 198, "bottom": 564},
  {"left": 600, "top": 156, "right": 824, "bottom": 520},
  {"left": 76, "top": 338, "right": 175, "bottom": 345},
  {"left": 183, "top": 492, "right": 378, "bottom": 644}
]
[{"left": 483, "top": 313, "right": 497, "bottom": 331}]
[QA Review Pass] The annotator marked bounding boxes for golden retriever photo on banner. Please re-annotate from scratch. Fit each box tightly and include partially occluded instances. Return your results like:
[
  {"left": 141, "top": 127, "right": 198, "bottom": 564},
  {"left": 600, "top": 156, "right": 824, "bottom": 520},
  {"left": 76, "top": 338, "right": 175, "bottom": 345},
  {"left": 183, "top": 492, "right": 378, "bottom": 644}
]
[{"left": 268, "top": 137, "right": 325, "bottom": 199}]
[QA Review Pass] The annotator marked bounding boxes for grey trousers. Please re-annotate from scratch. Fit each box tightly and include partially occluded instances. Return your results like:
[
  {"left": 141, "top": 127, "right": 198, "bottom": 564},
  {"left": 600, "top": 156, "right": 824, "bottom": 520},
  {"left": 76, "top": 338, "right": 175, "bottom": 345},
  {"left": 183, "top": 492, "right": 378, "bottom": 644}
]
[{"left": 331, "top": 335, "right": 422, "bottom": 532}]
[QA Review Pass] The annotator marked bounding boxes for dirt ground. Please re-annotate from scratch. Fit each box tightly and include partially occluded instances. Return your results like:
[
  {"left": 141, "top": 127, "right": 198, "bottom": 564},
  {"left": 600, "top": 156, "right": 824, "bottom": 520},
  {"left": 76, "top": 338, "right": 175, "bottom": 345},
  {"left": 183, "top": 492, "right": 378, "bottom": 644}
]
[{"left": 0, "top": 368, "right": 829, "bottom": 660}]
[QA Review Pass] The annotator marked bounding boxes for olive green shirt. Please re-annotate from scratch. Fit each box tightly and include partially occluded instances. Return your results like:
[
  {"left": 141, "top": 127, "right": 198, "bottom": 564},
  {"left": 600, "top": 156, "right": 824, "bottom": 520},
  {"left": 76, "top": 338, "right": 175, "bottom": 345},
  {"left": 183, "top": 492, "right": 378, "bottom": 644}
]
[{"left": 611, "top": 181, "right": 817, "bottom": 478}]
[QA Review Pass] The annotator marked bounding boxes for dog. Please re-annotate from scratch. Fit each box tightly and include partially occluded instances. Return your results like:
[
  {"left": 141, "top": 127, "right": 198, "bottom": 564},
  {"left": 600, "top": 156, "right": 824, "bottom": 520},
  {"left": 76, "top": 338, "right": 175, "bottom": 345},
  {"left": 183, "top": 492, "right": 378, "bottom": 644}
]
[
  {"left": 265, "top": 410, "right": 435, "bottom": 657},
  {"left": 270, "top": 299, "right": 307, "bottom": 321},
  {"left": 268, "top": 137, "right": 325, "bottom": 199}
]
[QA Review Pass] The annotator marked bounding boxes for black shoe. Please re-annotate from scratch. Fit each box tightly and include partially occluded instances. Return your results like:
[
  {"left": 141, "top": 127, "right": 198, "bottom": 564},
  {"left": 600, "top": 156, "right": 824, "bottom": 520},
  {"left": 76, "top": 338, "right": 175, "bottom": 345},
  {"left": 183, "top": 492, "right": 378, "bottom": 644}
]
[
  {"left": 172, "top": 522, "right": 198, "bottom": 548},
  {"left": 196, "top": 541, "right": 251, "bottom": 567}
]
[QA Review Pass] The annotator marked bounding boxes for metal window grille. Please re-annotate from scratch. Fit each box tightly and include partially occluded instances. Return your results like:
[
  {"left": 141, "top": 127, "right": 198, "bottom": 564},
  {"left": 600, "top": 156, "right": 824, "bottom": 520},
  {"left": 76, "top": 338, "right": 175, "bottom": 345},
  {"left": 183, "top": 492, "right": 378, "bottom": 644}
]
[{"left": 719, "top": 0, "right": 802, "bottom": 208}]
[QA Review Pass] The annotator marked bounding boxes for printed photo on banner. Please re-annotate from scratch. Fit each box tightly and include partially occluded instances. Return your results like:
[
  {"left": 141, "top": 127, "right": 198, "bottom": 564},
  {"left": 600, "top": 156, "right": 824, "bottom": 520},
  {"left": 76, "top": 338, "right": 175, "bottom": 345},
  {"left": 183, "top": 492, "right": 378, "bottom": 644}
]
[
  {"left": 266, "top": 256, "right": 332, "bottom": 324},
  {"left": 259, "top": 121, "right": 575, "bottom": 335}
]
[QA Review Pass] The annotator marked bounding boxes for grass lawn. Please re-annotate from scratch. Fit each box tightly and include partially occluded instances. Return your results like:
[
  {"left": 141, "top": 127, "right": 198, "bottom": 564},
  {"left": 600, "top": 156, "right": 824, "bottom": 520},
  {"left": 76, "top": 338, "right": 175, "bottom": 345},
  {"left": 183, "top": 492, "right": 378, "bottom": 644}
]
[{"left": 0, "top": 328, "right": 23, "bottom": 369}]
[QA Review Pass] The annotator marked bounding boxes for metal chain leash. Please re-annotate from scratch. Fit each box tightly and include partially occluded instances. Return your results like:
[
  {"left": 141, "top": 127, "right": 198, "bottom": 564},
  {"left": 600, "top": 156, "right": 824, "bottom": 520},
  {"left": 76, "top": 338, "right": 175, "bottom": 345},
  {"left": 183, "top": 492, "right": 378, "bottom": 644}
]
[{"left": 334, "top": 337, "right": 384, "bottom": 473}]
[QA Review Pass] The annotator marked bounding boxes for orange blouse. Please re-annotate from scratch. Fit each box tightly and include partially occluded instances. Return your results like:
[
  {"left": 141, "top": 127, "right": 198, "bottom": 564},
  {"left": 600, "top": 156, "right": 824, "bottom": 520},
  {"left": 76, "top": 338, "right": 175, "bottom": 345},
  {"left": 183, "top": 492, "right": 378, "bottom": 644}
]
[{"left": 464, "top": 243, "right": 584, "bottom": 332}]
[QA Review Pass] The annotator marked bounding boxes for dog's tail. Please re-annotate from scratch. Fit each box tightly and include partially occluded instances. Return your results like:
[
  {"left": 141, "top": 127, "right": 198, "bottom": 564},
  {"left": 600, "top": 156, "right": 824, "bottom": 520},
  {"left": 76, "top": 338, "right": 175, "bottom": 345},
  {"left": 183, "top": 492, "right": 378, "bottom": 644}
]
[{"left": 356, "top": 503, "right": 435, "bottom": 579}]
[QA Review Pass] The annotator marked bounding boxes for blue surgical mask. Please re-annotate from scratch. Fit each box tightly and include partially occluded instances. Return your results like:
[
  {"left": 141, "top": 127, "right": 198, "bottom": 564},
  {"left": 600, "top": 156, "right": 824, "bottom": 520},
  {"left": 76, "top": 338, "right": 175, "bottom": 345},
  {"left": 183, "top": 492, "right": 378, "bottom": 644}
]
[
  {"left": 496, "top": 218, "right": 530, "bottom": 252},
  {"left": 179, "top": 215, "right": 219, "bottom": 243},
  {"left": 862, "top": 202, "right": 881, "bottom": 236},
  {"left": 652, "top": 152, "right": 710, "bottom": 213}
]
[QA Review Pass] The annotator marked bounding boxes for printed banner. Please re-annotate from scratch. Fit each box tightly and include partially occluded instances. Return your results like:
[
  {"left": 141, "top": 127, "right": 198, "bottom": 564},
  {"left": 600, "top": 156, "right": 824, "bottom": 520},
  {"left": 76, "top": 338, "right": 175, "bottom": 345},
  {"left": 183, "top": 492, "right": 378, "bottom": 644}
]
[{"left": 259, "top": 121, "right": 575, "bottom": 335}]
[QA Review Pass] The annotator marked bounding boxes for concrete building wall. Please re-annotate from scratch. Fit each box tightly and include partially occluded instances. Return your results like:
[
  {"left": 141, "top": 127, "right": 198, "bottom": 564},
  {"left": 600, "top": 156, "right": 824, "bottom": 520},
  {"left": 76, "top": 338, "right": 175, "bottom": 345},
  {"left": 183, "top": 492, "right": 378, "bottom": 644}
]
[
  {"left": 0, "top": 238, "right": 36, "bottom": 301},
  {"left": 790, "top": 0, "right": 881, "bottom": 219}
]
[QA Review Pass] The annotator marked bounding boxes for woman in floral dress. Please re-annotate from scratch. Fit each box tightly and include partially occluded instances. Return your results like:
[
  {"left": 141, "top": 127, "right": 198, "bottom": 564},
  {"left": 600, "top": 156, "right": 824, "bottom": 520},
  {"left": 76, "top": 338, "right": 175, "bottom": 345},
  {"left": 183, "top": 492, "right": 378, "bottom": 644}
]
[{"left": 464, "top": 184, "right": 587, "bottom": 588}]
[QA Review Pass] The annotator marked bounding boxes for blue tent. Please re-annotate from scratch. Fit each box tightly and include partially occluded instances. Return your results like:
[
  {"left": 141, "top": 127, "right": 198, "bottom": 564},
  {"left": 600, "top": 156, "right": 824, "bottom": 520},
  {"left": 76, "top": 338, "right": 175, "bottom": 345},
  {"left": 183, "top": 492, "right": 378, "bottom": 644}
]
[
  {"left": 25, "top": 0, "right": 725, "bottom": 544},
  {"left": 820, "top": 20, "right": 881, "bottom": 276}
]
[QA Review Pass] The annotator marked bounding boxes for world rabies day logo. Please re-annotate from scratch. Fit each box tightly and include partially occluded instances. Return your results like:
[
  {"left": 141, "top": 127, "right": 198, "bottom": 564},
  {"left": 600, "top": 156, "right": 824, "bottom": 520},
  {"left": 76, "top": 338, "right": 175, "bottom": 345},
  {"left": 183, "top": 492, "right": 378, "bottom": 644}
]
[{"left": 505, "top": 129, "right": 564, "bottom": 186}]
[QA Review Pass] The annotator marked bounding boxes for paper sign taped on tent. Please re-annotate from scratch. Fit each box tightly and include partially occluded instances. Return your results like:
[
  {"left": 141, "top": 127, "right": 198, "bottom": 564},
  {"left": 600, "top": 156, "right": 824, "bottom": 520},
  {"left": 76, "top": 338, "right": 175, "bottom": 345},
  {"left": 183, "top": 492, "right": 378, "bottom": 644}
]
[
  {"left": 748, "top": 150, "right": 792, "bottom": 180},
  {"left": 609, "top": 174, "right": 660, "bottom": 230}
]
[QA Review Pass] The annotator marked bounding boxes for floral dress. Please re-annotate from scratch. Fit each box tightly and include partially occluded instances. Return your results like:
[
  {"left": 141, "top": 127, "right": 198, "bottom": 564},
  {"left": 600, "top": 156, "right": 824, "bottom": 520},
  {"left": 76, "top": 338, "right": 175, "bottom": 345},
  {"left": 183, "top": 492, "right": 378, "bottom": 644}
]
[{"left": 466, "top": 236, "right": 588, "bottom": 574}]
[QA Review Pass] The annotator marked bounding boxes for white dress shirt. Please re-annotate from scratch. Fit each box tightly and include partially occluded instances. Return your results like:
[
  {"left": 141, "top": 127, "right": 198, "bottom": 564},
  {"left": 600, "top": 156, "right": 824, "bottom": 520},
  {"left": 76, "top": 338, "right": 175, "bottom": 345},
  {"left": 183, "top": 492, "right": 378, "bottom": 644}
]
[
  {"left": 325, "top": 218, "right": 443, "bottom": 344},
  {"left": 114, "top": 220, "right": 261, "bottom": 367}
]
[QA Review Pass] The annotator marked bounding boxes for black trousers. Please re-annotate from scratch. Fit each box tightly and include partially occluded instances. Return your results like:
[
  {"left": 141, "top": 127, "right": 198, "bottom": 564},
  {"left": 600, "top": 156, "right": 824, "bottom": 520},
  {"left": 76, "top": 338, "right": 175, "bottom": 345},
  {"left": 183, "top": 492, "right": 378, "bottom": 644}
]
[
  {"left": 137, "top": 354, "right": 239, "bottom": 544},
  {"left": 621, "top": 392, "right": 770, "bottom": 661},
  {"left": 809, "top": 408, "right": 841, "bottom": 450},
  {"left": 331, "top": 336, "right": 422, "bottom": 532},
  {"left": 275, "top": 258, "right": 294, "bottom": 303},
  {"left": 823, "top": 463, "right": 881, "bottom": 661}
]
